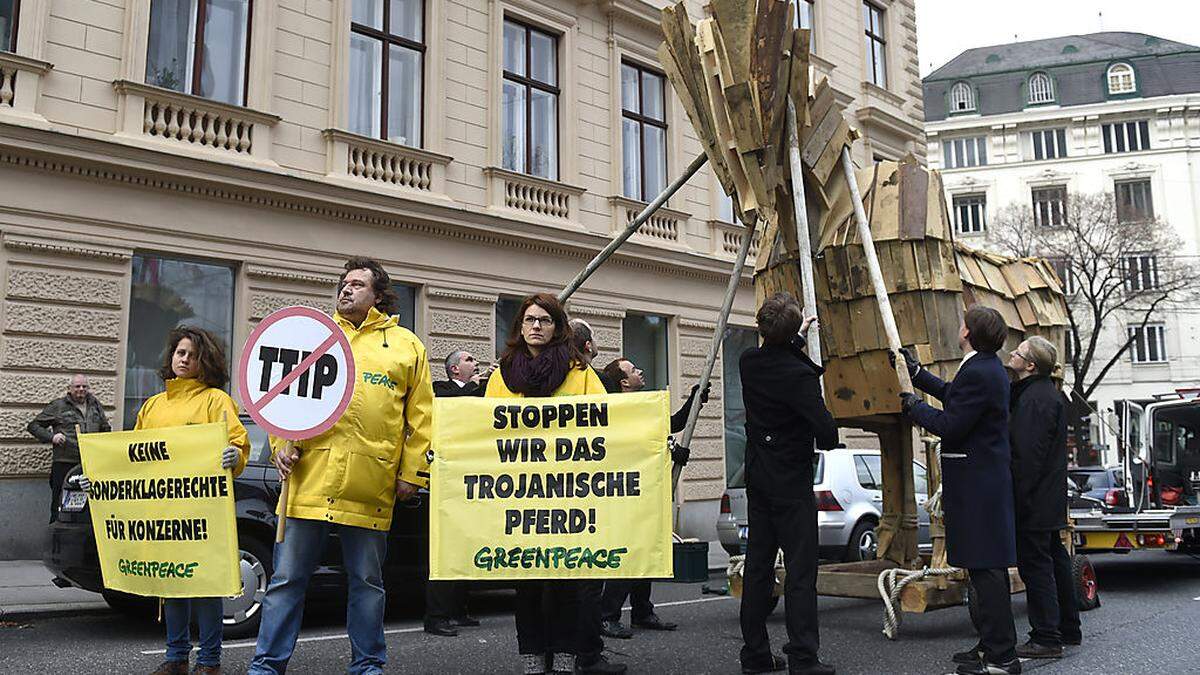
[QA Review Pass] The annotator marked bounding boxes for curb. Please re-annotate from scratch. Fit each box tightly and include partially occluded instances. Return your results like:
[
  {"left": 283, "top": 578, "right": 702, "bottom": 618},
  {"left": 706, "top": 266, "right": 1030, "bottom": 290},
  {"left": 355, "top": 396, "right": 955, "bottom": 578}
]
[{"left": 0, "top": 602, "right": 112, "bottom": 622}]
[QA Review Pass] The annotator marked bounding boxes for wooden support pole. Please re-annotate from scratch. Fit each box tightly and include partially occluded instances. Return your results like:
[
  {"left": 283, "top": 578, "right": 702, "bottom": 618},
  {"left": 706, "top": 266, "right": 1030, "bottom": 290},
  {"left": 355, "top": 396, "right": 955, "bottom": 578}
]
[
  {"left": 559, "top": 152, "right": 708, "bottom": 304},
  {"left": 673, "top": 212, "right": 759, "bottom": 505},
  {"left": 786, "top": 98, "right": 821, "bottom": 369},
  {"left": 275, "top": 440, "right": 293, "bottom": 543},
  {"left": 874, "top": 422, "right": 921, "bottom": 567},
  {"left": 839, "top": 147, "right": 911, "bottom": 394}
]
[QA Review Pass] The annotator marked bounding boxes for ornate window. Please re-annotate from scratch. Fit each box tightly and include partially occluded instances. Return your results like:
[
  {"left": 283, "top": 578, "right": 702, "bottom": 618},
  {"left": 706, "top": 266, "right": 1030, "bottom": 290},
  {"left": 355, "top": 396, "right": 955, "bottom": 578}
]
[
  {"left": 621, "top": 62, "right": 667, "bottom": 202},
  {"left": 952, "top": 193, "right": 986, "bottom": 234},
  {"left": 863, "top": 2, "right": 886, "bottom": 87},
  {"left": 942, "top": 136, "right": 988, "bottom": 169},
  {"left": 1107, "top": 62, "right": 1135, "bottom": 95},
  {"left": 501, "top": 19, "right": 559, "bottom": 180},
  {"left": 348, "top": 0, "right": 425, "bottom": 148},
  {"left": 1128, "top": 323, "right": 1166, "bottom": 364},
  {"left": 1028, "top": 72, "right": 1054, "bottom": 104},
  {"left": 949, "top": 82, "right": 975, "bottom": 112},
  {"left": 1032, "top": 186, "right": 1067, "bottom": 228},
  {"left": 145, "top": 0, "right": 253, "bottom": 106},
  {"left": 1103, "top": 120, "right": 1150, "bottom": 154}
]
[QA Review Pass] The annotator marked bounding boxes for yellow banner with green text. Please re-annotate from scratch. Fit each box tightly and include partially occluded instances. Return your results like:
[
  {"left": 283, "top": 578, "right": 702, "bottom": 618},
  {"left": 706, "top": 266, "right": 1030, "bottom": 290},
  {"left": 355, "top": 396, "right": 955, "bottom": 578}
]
[
  {"left": 430, "top": 391, "right": 673, "bottom": 580},
  {"left": 79, "top": 422, "right": 240, "bottom": 598}
]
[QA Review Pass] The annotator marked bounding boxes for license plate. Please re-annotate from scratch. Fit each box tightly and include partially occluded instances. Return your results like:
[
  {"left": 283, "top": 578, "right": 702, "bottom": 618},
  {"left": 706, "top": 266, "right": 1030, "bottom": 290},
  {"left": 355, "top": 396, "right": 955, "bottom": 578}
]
[
  {"left": 738, "top": 526, "right": 749, "bottom": 540},
  {"left": 60, "top": 490, "right": 87, "bottom": 513}
]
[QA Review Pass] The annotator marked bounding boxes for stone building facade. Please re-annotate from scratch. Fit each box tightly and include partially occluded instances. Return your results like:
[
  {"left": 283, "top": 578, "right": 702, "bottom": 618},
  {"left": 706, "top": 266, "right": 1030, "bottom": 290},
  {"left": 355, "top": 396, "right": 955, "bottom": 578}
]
[
  {"left": 923, "top": 32, "right": 1200, "bottom": 464},
  {"left": 0, "top": 0, "right": 923, "bottom": 558}
]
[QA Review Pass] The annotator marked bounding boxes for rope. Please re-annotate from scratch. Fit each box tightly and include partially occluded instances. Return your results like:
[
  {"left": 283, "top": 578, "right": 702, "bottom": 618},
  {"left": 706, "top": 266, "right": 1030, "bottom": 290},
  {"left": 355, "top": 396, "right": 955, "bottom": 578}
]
[{"left": 876, "top": 566, "right": 957, "bottom": 640}]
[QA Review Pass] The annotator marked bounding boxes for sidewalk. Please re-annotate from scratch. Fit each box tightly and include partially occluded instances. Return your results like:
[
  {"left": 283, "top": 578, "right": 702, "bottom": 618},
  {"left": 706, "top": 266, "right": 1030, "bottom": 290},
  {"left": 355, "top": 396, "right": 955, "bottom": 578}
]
[{"left": 0, "top": 560, "right": 109, "bottom": 621}]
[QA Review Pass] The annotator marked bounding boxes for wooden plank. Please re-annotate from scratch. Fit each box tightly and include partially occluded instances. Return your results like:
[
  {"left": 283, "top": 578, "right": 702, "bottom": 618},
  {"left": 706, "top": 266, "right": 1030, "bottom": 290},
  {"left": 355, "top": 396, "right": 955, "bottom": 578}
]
[
  {"left": 696, "top": 20, "right": 758, "bottom": 214},
  {"left": 801, "top": 104, "right": 843, "bottom": 167},
  {"left": 812, "top": 119, "right": 851, "bottom": 184},
  {"left": 657, "top": 42, "right": 734, "bottom": 196},
  {"left": 898, "top": 160, "right": 929, "bottom": 241},
  {"left": 751, "top": 0, "right": 791, "bottom": 140},
  {"left": 724, "top": 81, "right": 765, "bottom": 151},
  {"left": 710, "top": 0, "right": 756, "bottom": 82}
]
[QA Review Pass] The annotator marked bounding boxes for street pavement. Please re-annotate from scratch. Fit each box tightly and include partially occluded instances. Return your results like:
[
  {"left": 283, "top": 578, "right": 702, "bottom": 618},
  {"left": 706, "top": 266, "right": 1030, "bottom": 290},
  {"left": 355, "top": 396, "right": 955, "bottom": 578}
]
[{"left": 1, "top": 551, "right": 1197, "bottom": 674}]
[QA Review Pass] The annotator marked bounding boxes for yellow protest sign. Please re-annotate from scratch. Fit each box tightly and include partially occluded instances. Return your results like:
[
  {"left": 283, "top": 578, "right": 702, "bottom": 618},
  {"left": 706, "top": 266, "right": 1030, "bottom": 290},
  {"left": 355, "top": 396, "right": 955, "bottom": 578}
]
[
  {"left": 430, "top": 391, "right": 673, "bottom": 580},
  {"left": 79, "top": 422, "right": 240, "bottom": 598}
]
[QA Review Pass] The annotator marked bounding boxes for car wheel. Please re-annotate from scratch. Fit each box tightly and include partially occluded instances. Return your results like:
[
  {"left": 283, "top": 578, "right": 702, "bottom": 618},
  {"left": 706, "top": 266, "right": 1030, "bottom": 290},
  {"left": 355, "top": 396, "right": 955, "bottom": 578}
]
[
  {"left": 101, "top": 589, "right": 155, "bottom": 619},
  {"left": 1072, "top": 554, "right": 1100, "bottom": 611},
  {"left": 845, "top": 519, "right": 878, "bottom": 562},
  {"left": 223, "top": 533, "right": 273, "bottom": 639}
]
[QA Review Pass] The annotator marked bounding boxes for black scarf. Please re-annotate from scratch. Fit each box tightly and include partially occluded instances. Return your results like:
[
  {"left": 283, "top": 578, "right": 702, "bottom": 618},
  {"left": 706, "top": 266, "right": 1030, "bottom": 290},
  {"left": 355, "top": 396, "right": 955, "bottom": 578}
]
[{"left": 502, "top": 343, "right": 572, "bottom": 397}]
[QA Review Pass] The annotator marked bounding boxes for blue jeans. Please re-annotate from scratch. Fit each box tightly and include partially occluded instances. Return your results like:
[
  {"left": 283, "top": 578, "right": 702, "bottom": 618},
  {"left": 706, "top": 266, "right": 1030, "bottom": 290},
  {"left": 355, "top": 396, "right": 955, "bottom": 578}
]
[
  {"left": 164, "top": 597, "right": 224, "bottom": 666},
  {"left": 248, "top": 518, "right": 388, "bottom": 675}
]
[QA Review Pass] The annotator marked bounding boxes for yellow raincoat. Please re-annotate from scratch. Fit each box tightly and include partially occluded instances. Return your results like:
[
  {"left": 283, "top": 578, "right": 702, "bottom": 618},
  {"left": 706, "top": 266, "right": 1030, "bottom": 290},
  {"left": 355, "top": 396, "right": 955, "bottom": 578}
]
[
  {"left": 485, "top": 363, "right": 606, "bottom": 398},
  {"left": 275, "top": 306, "right": 434, "bottom": 531},
  {"left": 134, "top": 377, "right": 251, "bottom": 476}
]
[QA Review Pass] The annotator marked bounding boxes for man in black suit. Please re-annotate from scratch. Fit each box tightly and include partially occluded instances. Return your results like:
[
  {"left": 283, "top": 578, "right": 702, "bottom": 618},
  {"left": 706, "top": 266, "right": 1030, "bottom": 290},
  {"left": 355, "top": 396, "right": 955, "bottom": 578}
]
[
  {"left": 739, "top": 292, "right": 839, "bottom": 675},
  {"left": 896, "top": 305, "right": 1020, "bottom": 675},
  {"left": 424, "top": 350, "right": 487, "bottom": 637}
]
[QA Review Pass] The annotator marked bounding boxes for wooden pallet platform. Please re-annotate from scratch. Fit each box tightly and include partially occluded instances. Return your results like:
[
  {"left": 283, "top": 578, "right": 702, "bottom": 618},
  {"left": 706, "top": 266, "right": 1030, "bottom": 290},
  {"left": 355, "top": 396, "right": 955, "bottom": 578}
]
[{"left": 815, "top": 557, "right": 1026, "bottom": 614}]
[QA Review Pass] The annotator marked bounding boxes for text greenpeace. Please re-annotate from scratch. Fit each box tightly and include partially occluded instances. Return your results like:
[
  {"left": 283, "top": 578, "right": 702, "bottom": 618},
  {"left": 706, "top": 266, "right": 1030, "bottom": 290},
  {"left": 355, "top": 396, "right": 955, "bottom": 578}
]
[
  {"left": 79, "top": 423, "right": 241, "bottom": 598},
  {"left": 430, "top": 391, "right": 672, "bottom": 580}
]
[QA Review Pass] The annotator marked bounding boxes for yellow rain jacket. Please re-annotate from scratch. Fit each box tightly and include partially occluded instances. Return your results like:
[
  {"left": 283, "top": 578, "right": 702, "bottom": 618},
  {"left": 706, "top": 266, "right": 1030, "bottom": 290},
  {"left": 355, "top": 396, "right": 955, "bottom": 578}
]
[
  {"left": 134, "top": 377, "right": 252, "bottom": 476},
  {"left": 485, "top": 363, "right": 606, "bottom": 398},
  {"left": 275, "top": 306, "right": 434, "bottom": 531}
]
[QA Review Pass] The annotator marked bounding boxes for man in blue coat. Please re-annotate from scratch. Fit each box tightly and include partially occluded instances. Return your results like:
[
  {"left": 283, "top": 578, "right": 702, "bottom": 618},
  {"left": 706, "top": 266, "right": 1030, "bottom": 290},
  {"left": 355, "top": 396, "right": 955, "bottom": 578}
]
[{"left": 895, "top": 305, "right": 1020, "bottom": 675}]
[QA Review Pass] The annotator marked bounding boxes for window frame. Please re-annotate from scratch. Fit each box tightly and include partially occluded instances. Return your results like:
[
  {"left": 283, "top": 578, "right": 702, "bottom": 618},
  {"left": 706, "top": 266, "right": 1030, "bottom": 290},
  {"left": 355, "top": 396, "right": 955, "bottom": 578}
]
[
  {"left": 620, "top": 60, "right": 668, "bottom": 203},
  {"left": 1030, "top": 128, "right": 1068, "bottom": 161},
  {"left": 2, "top": 0, "right": 18, "bottom": 52},
  {"left": 949, "top": 81, "right": 975, "bottom": 113},
  {"left": 1031, "top": 185, "right": 1068, "bottom": 229},
  {"left": 1050, "top": 257, "right": 1077, "bottom": 296},
  {"left": 1107, "top": 62, "right": 1136, "bottom": 96},
  {"left": 501, "top": 17, "right": 561, "bottom": 180},
  {"left": 951, "top": 192, "right": 987, "bottom": 235},
  {"left": 1128, "top": 323, "right": 1167, "bottom": 364},
  {"left": 942, "top": 136, "right": 988, "bottom": 169},
  {"left": 349, "top": 0, "right": 427, "bottom": 148},
  {"left": 1027, "top": 71, "right": 1055, "bottom": 105},
  {"left": 1102, "top": 120, "right": 1151, "bottom": 154},
  {"left": 863, "top": 1, "right": 887, "bottom": 87},
  {"left": 146, "top": 0, "right": 255, "bottom": 107},
  {"left": 1115, "top": 178, "right": 1154, "bottom": 223},
  {"left": 1122, "top": 253, "right": 1160, "bottom": 293}
]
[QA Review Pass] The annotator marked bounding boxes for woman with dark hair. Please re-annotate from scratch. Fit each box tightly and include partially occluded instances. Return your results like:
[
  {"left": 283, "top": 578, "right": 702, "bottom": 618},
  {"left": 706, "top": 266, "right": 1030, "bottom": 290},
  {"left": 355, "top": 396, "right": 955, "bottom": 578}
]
[
  {"left": 485, "top": 293, "right": 605, "bottom": 675},
  {"left": 92, "top": 325, "right": 250, "bottom": 675}
]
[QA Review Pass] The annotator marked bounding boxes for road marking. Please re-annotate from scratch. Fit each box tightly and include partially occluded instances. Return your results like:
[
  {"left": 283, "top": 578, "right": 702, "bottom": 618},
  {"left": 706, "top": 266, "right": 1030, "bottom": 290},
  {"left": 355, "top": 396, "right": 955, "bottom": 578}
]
[{"left": 138, "top": 595, "right": 735, "bottom": 655}]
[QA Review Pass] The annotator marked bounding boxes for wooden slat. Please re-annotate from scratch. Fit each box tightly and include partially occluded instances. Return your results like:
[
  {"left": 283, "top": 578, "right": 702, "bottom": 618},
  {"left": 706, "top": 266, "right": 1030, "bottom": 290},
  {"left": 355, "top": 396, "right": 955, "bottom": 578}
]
[{"left": 898, "top": 160, "right": 929, "bottom": 240}]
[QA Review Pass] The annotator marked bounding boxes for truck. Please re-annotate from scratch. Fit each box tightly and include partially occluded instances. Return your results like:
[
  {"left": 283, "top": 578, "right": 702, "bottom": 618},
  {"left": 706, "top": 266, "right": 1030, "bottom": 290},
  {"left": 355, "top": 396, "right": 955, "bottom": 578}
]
[{"left": 1070, "top": 390, "right": 1200, "bottom": 560}]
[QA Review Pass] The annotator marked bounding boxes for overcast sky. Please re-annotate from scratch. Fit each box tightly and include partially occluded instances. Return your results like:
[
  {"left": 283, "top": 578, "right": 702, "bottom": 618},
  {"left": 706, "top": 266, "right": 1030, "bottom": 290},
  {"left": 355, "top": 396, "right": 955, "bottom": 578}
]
[{"left": 915, "top": 0, "right": 1200, "bottom": 76}]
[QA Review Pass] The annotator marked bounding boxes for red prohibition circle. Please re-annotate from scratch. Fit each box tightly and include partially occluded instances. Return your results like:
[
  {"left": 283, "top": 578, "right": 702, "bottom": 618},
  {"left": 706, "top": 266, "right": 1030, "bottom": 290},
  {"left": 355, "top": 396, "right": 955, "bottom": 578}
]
[{"left": 237, "top": 306, "right": 356, "bottom": 441}]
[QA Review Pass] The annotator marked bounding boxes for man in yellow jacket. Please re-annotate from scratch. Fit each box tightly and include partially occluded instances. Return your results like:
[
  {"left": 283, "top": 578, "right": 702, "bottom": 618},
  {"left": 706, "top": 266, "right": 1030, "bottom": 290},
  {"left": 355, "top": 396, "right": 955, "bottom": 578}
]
[{"left": 249, "top": 257, "right": 433, "bottom": 675}]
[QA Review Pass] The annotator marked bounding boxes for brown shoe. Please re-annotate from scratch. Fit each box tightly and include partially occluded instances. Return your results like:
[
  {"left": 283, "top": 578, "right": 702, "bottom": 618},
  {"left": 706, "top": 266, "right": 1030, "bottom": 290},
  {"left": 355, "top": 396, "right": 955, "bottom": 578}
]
[
  {"left": 150, "top": 662, "right": 188, "bottom": 675},
  {"left": 191, "top": 666, "right": 222, "bottom": 675}
]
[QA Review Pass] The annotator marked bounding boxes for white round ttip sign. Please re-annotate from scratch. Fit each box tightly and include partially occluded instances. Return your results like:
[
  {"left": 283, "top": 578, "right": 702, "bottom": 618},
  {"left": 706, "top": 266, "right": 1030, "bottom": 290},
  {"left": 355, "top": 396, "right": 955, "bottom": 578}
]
[{"left": 238, "top": 306, "right": 356, "bottom": 440}]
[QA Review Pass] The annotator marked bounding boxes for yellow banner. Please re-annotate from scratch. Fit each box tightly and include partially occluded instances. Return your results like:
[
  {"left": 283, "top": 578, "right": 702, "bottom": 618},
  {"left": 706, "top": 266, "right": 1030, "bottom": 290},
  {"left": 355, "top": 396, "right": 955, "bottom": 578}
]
[
  {"left": 430, "top": 391, "right": 673, "bottom": 580},
  {"left": 79, "top": 423, "right": 240, "bottom": 598}
]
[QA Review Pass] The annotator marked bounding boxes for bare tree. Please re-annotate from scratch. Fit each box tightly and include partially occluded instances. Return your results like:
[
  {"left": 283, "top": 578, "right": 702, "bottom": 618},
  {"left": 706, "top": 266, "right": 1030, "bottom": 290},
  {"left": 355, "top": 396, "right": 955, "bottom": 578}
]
[{"left": 990, "top": 191, "right": 1199, "bottom": 403}]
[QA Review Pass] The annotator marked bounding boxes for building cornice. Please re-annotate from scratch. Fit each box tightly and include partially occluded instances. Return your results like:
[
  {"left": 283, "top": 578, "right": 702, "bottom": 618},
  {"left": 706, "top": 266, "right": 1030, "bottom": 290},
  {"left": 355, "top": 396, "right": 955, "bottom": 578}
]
[
  {"left": 426, "top": 287, "right": 499, "bottom": 305},
  {"left": 2, "top": 232, "right": 132, "bottom": 261},
  {"left": 245, "top": 265, "right": 339, "bottom": 287},
  {"left": 926, "top": 93, "right": 1200, "bottom": 133},
  {"left": 0, "top": 122, "right": 746, "bottom": 286}
]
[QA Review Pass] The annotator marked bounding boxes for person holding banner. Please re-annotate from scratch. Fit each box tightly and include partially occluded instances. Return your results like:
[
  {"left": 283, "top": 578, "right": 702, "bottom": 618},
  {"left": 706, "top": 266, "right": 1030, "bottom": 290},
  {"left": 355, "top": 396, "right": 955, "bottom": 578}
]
[
  {"left": 486, "top": 293, "right": 606, "bottom": 675},
  {"left": 739, "top": 293, "right": 838, "bottom": 675},
  {"left": 249, "top": 258, "right": 433, "bottom": 675},
  {"left": 81, "top": 325, "right": 250, "bottom": 675}
]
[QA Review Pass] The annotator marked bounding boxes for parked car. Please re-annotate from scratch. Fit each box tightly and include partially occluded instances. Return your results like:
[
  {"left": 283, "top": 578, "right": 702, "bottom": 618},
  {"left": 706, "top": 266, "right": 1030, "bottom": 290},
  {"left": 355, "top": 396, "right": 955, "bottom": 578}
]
[
  {"left": 716, "top": 448, "right": 932, "bottom": 561},
  {"left": 1068, "top": 465, "right": 1128, "bottom": 510},
  {"left": 43, "top": 416, "right": 432, "bottom": 638}
]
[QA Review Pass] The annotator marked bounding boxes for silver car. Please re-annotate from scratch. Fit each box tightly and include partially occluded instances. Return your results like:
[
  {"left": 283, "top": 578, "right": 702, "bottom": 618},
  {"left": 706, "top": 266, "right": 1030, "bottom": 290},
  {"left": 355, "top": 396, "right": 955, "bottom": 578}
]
[{"left": 716, "top": 448, "right": 932, "bottom": 561}]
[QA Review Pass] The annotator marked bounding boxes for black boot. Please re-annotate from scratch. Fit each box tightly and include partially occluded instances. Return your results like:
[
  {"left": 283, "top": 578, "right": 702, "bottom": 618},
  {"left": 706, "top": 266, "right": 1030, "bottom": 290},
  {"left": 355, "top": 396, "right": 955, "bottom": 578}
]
[
  {"left": 789, "top": 659, "right": 835, "bottom": 675},
  {"left": 955, "top": 657, "right": 1022, "bottom": 675},
  {"left": 1015, "top": 640, "right": 1062, "bottom": 659},
  {"left": 423, "top": 618, "right": 458, "bottom": 637},
  {"left": 952, "top": 644, "right": 984, "bottom": 665}
]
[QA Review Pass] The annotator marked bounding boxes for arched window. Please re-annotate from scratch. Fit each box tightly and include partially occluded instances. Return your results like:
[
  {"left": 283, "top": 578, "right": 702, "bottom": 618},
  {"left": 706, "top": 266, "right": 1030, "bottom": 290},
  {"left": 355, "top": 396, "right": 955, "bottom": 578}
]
[
  {"left": 1028, "top": 72, "right": 1054, "bottom": 104},
  {"left": 949, "top": 81, "right": 975, "bottom": 112},
  {"left": 1107, "top": 63, "right": 1136, "bottom": 95}
]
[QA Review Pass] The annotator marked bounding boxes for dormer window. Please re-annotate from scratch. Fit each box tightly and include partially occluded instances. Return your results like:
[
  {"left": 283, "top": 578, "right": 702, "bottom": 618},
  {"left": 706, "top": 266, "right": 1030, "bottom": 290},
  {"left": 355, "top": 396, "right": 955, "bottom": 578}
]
[
  {"left": 1107, "top": 63, "right": 1136, "bottom": 95},
  {"left": 949, "top": 81, "right": 975, "bottom": 112},
  {"left": 1028, "top": 72, "right": 1054, "bottom": 104}
]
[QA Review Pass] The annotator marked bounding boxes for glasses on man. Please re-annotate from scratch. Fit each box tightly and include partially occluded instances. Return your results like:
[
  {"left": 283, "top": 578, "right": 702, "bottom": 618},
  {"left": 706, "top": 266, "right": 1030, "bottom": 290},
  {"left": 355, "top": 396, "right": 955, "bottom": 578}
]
[
  {"left": 523, "top": 316, "right": 555, "bottom": 327},
  {"left": 1013, "top": 351, "right": 1032, "bottom": 363}
]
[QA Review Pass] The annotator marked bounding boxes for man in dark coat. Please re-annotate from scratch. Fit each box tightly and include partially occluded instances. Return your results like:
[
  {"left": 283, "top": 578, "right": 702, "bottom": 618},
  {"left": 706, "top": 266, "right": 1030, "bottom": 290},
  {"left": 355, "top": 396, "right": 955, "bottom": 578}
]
[
  {"left": 739, "top": 293, "right": 838, "bottom": 675},
  {"left": 27, "top": 374, "right": 111, "bottom": 521},
  {"left": 1006, "top": 336, "right": 1081, "bottom": 658},
  {"left": 424, "top": 350, "right": 486, "bottom": 637},
  {"left": 597, "top": 357, "right": 706, "bottom": 641},
  {"left": 897, "top": 305, "right": 1019, "bottom": 675}
]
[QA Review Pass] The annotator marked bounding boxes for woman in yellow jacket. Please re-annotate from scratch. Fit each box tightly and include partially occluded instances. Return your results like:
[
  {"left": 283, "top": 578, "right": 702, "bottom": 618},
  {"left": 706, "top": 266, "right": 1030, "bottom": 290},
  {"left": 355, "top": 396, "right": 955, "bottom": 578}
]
[
  {"left": 134, "top": 326, "right": 250, "bottom": 675},
  {"left": 486, "top": 293, "right": 605, "bottom": 675}
]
